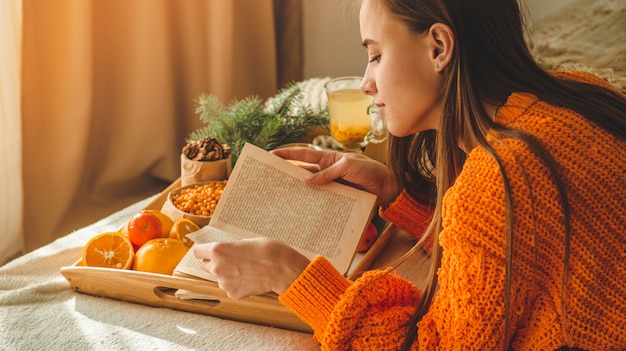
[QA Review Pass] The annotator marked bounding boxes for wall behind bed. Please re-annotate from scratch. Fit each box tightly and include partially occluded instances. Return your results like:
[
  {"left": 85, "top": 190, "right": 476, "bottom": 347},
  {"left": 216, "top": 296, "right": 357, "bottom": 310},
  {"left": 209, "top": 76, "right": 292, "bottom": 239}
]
[{"left": 302, "top": 0, "right": 578, "bottom": 79}]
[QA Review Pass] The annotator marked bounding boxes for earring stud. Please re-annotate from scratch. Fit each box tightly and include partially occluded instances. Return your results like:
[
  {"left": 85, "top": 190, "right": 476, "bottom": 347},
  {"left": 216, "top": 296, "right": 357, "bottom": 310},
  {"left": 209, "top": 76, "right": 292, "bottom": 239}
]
[{"left": 434, "top": 64, "right": 439, "bottom": 70}]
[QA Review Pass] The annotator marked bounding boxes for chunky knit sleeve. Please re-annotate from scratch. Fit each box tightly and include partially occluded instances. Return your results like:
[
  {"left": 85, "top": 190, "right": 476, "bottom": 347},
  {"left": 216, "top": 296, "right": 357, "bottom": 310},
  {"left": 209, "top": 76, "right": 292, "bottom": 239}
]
[
  {"left": 380, "top": 191, "right": 434, "bottom": 247},
  {"left": 279, "top": 256, "right": 422, "bottom": 350}
]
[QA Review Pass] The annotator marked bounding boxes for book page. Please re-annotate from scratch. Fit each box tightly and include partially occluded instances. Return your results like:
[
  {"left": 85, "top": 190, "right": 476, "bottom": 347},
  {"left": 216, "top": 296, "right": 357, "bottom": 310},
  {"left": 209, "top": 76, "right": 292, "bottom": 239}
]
[{"left": 175, "top": 142, "right": 377, "bottom": 278}]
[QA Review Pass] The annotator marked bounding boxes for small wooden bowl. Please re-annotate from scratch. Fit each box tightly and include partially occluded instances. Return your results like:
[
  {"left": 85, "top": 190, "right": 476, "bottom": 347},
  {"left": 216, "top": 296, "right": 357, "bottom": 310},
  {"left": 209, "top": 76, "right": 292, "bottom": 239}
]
[{"left": 160, "top": 180, "right": 226, "bottom": 227}]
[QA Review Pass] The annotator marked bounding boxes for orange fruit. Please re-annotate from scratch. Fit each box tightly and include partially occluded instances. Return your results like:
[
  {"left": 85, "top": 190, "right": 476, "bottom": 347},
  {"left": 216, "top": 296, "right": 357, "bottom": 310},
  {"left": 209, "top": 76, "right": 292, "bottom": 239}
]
[
  {"left": 81, "top": 232, "right": 134, "bottom": 269},
  {"left": 358, "top": 222, "right": 378, "bottom": 253},
  {"left": 127, "top": 210, "right": 163, "bottom": 248},
  {"left": 119, "top": 220, "right": 138, "bottom": 250},
  {"left": 133, "top": 238, "right": 188, "bottom": 275},
  {"left": 145, "top": 209, "right": 174, "bottom": 238},
  {"left": 120, "top": 219, "right": 130, "bottom": 237},
  {"left": 169, "top": 218, "right": 200, "bottom": 248}
]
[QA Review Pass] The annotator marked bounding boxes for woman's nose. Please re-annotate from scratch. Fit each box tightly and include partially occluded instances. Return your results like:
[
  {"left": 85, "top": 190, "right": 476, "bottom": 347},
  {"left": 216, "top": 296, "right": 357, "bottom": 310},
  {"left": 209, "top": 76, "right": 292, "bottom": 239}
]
[{"left": 360, "top": 76, "right": 376, "bottom": 96}]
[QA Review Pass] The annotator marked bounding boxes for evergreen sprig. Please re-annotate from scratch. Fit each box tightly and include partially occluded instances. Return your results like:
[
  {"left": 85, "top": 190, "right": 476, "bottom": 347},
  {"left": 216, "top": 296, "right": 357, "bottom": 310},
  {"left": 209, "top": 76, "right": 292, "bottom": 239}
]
[{"left": 187, "top": 83, "right": 329, "bottom": 165}]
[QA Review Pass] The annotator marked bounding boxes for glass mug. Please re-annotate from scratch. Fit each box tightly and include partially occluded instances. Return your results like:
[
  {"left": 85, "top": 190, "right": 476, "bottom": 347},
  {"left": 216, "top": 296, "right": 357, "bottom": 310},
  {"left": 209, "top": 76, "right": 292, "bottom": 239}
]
[{"left": 324, "top": 76, "right": 387, "bottom": 152}]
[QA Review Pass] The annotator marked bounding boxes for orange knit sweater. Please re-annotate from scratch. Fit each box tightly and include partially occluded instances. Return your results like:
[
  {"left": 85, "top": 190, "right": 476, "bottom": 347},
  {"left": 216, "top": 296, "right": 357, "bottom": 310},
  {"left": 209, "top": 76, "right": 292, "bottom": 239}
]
[{"left": 279, "top": 71, "right": 626, "bottom": 350}]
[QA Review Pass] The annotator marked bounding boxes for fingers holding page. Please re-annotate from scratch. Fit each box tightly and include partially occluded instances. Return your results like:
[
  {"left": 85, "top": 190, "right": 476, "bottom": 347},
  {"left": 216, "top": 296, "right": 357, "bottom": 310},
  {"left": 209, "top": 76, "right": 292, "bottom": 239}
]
[
  {"left": 272, "top": 148, "right": 358, "bottom": 184},
  {"left": 192, "top": 238, "right": 310, "bottom": 299},
  {"left": 273, "top": 147, "right": 398, "bottom": 207}
]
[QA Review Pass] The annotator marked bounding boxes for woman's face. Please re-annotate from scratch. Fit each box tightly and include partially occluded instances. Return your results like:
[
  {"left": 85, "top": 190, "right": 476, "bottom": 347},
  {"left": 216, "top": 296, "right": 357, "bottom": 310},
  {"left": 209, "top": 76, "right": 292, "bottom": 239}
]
[{"left": 359, "top": 0, "right": 443, "bottom": 136}]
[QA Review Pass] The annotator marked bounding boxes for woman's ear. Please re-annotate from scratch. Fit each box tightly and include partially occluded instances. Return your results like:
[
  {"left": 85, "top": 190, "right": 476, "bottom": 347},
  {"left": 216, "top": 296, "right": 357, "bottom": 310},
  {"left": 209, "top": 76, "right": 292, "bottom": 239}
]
[{"left": 428, "top": 23, "right": 454, "bottom": 72}]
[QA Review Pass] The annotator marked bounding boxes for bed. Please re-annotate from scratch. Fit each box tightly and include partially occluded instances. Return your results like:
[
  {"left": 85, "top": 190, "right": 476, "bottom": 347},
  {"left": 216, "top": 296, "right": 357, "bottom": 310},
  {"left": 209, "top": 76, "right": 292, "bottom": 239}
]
[{"left": 1, "top": 0, "right": 623, "bottom": 350}]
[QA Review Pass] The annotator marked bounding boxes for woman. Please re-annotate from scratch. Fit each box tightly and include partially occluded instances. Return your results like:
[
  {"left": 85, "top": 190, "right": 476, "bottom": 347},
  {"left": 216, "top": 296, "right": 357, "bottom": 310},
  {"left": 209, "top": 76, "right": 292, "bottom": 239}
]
[{"left": 194, "top": 0, "right": 626, "bottom": 349}]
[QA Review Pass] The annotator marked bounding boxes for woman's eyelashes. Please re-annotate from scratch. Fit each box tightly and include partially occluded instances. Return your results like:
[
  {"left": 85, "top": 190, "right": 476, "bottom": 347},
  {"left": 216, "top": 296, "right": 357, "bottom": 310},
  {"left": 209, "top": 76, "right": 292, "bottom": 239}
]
[{"left": 368, "top": 55, "right": 381, "bottom": 64}]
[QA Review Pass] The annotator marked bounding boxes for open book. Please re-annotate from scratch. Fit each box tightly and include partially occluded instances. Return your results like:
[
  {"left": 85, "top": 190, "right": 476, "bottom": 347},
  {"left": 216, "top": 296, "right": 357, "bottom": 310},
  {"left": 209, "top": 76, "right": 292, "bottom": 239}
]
[{"left": 174, "top": 142, "right": 377, "bottom": 282}]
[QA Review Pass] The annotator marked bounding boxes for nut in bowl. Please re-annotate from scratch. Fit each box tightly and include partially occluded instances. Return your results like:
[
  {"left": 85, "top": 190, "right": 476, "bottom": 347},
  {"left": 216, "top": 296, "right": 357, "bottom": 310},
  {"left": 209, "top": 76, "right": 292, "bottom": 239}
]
[{"left": 160, "top": 180, "right": 228, "bottom": 228}]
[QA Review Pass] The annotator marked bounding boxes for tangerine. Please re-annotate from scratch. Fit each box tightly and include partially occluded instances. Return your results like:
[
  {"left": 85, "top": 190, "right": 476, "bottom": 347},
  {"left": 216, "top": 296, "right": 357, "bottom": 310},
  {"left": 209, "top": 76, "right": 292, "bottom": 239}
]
[
  {"left": 145, "top": 209, "right": 174, "bottom": 238},
  {"left": 133, "top": 238, "right": 188, "bottom": 275},
  {"left": 119, "top": 220, "right": 138, "bottom": 250},
  {"left": 169, "top": 218, "right": 200, "bottom": 248},
  {"left": 81, "top": 232, "right": 134, "bottom": 269},
  {"left": 127, "top": 210, "right": 163, "bottom": 248},
  {"left": 357, "top": 222, "right": 378, "bottom": 252},
  {"left": 120, "top": 220, "right": 130, "bottom": 237}
]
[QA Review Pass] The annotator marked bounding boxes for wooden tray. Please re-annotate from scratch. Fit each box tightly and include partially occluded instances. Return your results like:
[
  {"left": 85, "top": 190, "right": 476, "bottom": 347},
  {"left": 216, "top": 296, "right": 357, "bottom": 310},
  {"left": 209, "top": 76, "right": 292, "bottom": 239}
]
[
  {"left": 61, "top": 262, "right": 313, "bottom": 332},
  {"left": 60, "top": 178, "right": 413, "bottom": 334}
]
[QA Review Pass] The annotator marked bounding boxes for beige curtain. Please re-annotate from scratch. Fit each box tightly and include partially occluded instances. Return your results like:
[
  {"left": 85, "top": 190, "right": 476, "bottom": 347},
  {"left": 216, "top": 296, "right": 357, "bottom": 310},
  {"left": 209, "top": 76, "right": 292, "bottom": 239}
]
[
  {"left": 19, "top": 0, "right": 302, "bottom": 253},
  {"left": 1, "top": 0, "right": 23, "bottom": 265}
]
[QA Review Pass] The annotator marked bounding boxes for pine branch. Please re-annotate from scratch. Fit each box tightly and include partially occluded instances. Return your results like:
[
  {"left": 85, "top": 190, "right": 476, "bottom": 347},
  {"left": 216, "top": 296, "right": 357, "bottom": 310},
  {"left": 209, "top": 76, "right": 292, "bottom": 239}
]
[{"left": 187, "top": 84, "right": 329, "bottom": 165}]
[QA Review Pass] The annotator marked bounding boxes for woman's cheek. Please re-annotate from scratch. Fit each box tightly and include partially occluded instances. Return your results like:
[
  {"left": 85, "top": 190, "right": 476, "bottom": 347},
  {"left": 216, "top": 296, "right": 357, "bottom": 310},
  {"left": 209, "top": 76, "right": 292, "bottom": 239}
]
[{"left": 384, "top": 113, "right": 411, "bottom": 137}]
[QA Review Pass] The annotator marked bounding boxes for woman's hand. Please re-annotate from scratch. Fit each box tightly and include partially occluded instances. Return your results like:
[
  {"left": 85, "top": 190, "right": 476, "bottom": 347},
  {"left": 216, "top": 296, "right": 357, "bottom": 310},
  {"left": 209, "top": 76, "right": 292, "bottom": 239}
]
[
  {"left": 272, "top": 148, "right": 400, "bottom": 208},
  {"left": 193, "top": 238, "right": 310, "bottom": 299}
]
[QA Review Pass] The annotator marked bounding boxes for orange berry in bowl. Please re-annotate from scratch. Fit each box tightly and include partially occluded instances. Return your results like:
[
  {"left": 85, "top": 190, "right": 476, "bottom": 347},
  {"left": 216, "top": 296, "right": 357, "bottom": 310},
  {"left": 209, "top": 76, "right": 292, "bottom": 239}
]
[
  {"left": 133, "top": 238, "right": 188, "bottom": 275},
  {"left": 169, "top": 218, "right": 200, "bottom": 249},
  {"left": 81, "top": 232, "right": 134, "bottom": 270},
  {"left": 166, "top": 180, "right": 228, "bottom": 227},
  {"left": 127, "top": 210, "right": 163, "bottom": 248}
]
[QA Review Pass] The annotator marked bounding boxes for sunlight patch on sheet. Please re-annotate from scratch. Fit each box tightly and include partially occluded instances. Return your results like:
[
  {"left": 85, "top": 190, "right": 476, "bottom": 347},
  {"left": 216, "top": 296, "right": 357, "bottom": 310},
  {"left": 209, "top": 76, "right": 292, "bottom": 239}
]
[{"left": 176, "top": 325, "right": 198, "bottom": 335}]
